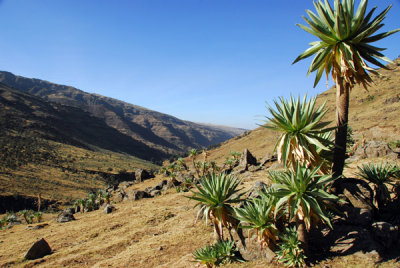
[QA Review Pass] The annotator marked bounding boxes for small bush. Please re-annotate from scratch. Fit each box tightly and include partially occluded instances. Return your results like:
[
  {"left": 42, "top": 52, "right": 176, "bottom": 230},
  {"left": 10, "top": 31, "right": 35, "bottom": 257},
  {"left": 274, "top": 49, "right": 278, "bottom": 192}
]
[
  {"left": 357, "top": 162, "right": 397, "bottom": 209},
  {"left": 193, "top": 240, "right": 243, "bottom": 267},
  {"left": 193, "top": 245, "right": 218, "bottom": 267},
  {"left": 276, "top": 226, "right": 306, "bottom": 268}
]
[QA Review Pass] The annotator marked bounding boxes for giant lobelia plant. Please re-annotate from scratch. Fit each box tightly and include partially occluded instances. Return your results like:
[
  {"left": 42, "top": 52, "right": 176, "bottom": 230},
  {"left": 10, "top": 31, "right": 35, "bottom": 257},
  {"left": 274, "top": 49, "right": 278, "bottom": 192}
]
[
  {"left": 293, "top": 0, "right": 400, "bottom": 177},
  {"left": 264, "top": 95, "right": 334, "bottom": 174}
]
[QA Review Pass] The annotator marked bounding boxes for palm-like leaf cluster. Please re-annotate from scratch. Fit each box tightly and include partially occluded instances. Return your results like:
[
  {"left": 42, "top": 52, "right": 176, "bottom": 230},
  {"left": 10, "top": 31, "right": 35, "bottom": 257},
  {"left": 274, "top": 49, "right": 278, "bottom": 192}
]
[
  {"left": 187, "top": 172, "right": 244, "bottom": 240},
  {"left": 264, "top": 95, "right": 333, "bottom": 173},
  {"left": 234, "top": 189, "right": 279, "bottom": 250},
  {"left": 269, "top": 163, "right": 338, "bottom": 231},
  {"left": 293, "top": 0, "right": 400, "bottom": 88},
  {"left": 356, "top": 162, "right": 398, "bottom": 209}
]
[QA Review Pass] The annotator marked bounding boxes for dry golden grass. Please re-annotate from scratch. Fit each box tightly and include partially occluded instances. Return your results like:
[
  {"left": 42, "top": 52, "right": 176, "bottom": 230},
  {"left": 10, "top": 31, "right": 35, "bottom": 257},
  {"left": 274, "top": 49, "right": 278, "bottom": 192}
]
[
  {"left": 0, "top": 140, "right": 158, "bottom": 201},
  {"left": 1, "top": 159, "right": 399, "bottom": 267}
]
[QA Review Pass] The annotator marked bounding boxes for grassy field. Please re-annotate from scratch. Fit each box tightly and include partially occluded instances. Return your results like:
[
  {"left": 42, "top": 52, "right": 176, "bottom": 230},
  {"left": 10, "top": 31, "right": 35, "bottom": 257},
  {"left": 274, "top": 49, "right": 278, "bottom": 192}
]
[
  {"left": 1, "top": 156, "right": 399, "bottom": 267},
  {"left": 0, "top": 139, "right": 158, "bottom": 202}
]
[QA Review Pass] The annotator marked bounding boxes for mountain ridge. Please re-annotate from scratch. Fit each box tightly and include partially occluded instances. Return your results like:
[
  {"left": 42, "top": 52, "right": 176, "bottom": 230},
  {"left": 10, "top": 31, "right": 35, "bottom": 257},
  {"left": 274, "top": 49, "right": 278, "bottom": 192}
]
[{"left": 0, "top": 71, "right": 245, "bottom": 160}]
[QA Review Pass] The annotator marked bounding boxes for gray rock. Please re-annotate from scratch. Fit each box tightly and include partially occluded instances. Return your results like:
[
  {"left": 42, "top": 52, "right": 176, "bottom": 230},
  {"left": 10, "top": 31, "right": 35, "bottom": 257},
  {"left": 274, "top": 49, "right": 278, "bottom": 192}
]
[
  {"left": 154, "top": 180, "right": 168, "bottom": 191},
  {"left": 112, "top": 191, "right": 125, "bottom": 203},
  {"left": 247, "top": 181, "right": 268, "bottom": 199},
  {"left": 56, "top": 211, "right": 75, "bottom": 223},
  {"left": 24, "top": 238, "right": 52, "bottom": 260},
  {"left": 125, "top": 190, "right": 148, "bottom": 200},
  {"left": 238, "top": 149, "right": 258, "bottom": 170},
  {"left": 238, "top": 232, "right": 275, "bottom": 262},
  {"left": 25, "top": 224, "right": 49, "bottom": 230},
  {"left": 135, "top": 169, "right": 152, "bottom": 183},
  {"left": 118, "top": 181, "right": 134, "bottom": 190},
  {"left": 259, "top": 153, "right": 277, "bottom": 166},
  {"left": 64, "top": 207, "right": 75, "bottom": 215},
  {"left": 164, "top": 178, "right": 182, "bottom": 190},
  {"left": 150, "top": 190, "right": 162, "bottom": 197},
  {"left": 351, "top": 140, "right": 395, "bottom": 160},
  {"left": 248, "top": 165, "right": 262, "bottom": 172},
  {"left": 103, "top": 204, "right": 116, "bottom": 214}
]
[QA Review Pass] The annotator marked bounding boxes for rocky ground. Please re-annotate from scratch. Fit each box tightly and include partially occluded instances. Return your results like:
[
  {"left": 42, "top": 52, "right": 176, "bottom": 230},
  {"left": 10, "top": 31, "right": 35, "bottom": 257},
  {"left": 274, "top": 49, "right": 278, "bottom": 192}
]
[{"left": 1, "top": 145, "right": 399, "bottom": 267}]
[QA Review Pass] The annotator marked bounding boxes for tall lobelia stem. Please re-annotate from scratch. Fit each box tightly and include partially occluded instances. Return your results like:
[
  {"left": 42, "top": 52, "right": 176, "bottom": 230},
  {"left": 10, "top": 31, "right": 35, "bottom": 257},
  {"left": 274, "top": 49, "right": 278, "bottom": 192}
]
[{"left": 332, "top": 76, "right": 349, "bottom": 178}]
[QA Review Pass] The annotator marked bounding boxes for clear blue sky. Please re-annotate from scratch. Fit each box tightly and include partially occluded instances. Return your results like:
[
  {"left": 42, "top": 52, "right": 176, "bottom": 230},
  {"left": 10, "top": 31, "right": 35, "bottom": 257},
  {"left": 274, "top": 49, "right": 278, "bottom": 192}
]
[{"left": 0, "top": 0, "right": 399, "bottom": 129}]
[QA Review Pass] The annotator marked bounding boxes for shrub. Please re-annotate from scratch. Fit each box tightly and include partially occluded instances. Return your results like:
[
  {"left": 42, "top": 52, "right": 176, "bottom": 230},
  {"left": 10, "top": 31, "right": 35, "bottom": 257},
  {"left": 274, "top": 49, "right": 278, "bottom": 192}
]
[
  {"left": 357, "top": 162, "right": 397, "bottom": 210},
  {"left": 234, "top": 188, "right": 279, "bottom": 250},
  {"left": 193, "top": 240, "right": 243, "bottom": 267},
  {"left": 276, "top": 226, "right": 306, "bottom": 268},
  {"left": 193, "top": 245, "right": 217, "bottom": 268},
  {"left": 187, "top": 172, "right": 244, "bottom": 241}
]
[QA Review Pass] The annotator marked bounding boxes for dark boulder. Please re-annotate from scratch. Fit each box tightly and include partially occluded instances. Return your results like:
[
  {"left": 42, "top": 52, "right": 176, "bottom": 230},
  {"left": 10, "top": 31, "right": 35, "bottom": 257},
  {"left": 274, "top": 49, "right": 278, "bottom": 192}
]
[
  {"left": 237, "top": 149, "right": 257, "bottom": 170},
  {"left": 24, "top": 238, "right": 52, "bottom": 260},
  {"left": 56, "top": 211, "right": 75, "bottom": 223},
  {"left": 125, "top": 190, "right": 148, "bottom": 201},
  {"left": 103, "top": 204, "right": 116, "bottom": 214},
  {"left": 135, "top": 169, "right": 153, "bottom": 183}
]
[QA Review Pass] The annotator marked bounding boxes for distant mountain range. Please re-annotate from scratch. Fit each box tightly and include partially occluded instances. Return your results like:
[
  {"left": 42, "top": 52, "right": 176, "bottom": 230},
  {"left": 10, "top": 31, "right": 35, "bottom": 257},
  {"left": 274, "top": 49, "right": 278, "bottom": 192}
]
[{"left": 0, "top": 71, "right": 246, "bottom": 162}]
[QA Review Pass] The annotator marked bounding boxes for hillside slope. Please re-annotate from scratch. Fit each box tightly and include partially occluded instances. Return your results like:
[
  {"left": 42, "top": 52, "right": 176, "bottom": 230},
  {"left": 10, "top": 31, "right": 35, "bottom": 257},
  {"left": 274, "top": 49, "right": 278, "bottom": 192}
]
[
  {"left": 207, "top": 58, "right": 400, "bottom": 163},
  {"left": 0, "top": 82, "right": 159, "bottom": 201},
  {"left": 0, "top": 83, "right": 166, "bottom": 161},
  {"left": 0, "top": 72, "right": 245, "bottom": 159}
]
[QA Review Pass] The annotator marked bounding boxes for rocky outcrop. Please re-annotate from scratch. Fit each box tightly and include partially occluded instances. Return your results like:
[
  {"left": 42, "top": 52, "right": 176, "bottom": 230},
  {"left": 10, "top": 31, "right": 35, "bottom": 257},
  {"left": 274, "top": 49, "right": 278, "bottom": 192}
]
[
  {"left": 233, "top": 149, "right": 258, "bottom": 174},
  {"left": 350, "top": 140, "right": 398, "bottom": 160},
  {"left": 56, "top": 211, "right": 75, "bottom": 223}
]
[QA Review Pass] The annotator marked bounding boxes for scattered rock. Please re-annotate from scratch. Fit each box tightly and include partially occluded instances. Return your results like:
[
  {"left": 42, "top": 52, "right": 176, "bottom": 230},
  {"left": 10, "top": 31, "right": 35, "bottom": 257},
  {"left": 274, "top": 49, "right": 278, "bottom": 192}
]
[
  {"left": 24, "top": 238, "right": 52, "bottom": 260},
  {"left": 154, "top": 180, "right": 168, "bottom": 191},
  {"left": 384, "top": 96, "right": 400, "bottom": 104},
  {"left": 118, "top": 181, "right": 135, "bottom": 190},
  {"left": 150, "top": 190, "right": 162, "bottom": 197},
  {"left": 125, "top": 190, "right": 148, "bottom": 201},
  {"left": 350, "top": 140, "right": 396, "bottom": 160},
  {"left": 56, "top": 211, "right": 75, "bottom": 223},
  {"left": 237, "top": 149, "right": 258, "bottom": 171},
  {"left": 25, "top": 224, "right": 49, "bottom": 230},
  {"left": 165, "top": 178, "right": 182, "bottom": 190},
  {"left": 247, "top": 181, "right": 268, "bottom": 199},
  {"left": 103, "top": 204, "right": 116, "bottom": 214},
  {"left": 259, "top": 153, "right": 277, "bottom": 166},
  {"left": 135, "top": 169, "right": 152, "bottom": 183},
  {"left": 112, "top": 191, "right": 125, "bottom": 203},
  {"left": 63, "top": 207, "right": 75, "bottom": 215}
]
